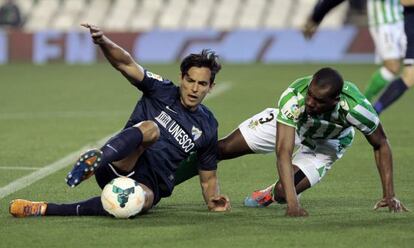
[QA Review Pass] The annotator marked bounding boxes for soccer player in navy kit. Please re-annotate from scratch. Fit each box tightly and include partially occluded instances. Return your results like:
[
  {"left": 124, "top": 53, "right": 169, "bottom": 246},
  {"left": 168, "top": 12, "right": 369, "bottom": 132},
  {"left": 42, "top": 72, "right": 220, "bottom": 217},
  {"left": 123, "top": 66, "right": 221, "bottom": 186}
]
[{"left": 9, "top": 24, "right": 230, "bottom": 217}]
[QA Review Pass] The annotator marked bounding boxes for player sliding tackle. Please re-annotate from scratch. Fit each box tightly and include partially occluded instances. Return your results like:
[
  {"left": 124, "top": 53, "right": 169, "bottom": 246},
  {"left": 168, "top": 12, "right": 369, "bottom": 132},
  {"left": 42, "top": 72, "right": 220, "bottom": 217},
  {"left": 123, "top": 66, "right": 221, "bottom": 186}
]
[
  {"left": 174, "top": 67, "right": 408, "bottom": 217},
  {"left": 9, "top": 24, "right": 230, "bottom": 217}
]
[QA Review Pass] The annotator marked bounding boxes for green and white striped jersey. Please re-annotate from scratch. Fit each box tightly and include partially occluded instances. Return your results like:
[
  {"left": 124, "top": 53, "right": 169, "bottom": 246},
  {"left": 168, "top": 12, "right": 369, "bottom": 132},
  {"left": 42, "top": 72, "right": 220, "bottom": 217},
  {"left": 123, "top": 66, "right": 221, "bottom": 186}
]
[
  {"left": 367, "top": 0, "right": 403, "bottom": 26},
  {"left": 277, "top": 76, "right": 380, "bottom": 150}
]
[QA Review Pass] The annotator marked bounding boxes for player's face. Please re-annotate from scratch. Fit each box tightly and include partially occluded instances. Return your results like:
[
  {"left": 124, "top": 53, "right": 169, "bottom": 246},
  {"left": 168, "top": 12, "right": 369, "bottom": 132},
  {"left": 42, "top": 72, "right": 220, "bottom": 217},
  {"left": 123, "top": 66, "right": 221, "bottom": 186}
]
[
  {"left": 305, "top": 83, "right": 339, "bottom": 116},
  {"left": 179, "top": 67, "right": 214, "bottom": 111}
]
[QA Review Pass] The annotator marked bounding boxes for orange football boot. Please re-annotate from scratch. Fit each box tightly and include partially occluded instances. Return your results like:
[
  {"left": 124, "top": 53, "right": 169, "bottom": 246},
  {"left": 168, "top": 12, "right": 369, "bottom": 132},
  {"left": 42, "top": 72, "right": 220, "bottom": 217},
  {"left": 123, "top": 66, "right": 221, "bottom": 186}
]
[
  {"left": 9, "top": 199, "right": 47, "bottom": 217},
  {"left": 244, "top": 183, "right": 276, "bottom": 207}
]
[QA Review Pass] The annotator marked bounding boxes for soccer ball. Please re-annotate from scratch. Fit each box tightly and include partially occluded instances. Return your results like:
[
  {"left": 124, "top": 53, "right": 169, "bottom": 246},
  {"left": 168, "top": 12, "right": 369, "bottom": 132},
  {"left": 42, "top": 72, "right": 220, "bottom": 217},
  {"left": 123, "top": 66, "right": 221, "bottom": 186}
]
[{"left": 101, "top": 177, "right": 145, "bottom": 218}]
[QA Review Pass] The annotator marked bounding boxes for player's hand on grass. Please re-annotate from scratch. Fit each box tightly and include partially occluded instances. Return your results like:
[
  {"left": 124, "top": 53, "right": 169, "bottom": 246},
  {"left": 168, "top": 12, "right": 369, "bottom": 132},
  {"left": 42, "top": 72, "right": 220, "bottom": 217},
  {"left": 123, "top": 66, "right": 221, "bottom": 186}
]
[
  {"left": 302, "top": 19, "right": 319, "bottom": 40},
  {"left": 286, "top": 204, "right": 308, "bottom": 217},
  {"left": 208, "top": 195, "right": 231, "bottom": 212},
  {"left": 373, "top": 197, "right": 409, "bottom": 213},
  {"left": 81, "top": 23, "right": 105, "bottom": 44}
]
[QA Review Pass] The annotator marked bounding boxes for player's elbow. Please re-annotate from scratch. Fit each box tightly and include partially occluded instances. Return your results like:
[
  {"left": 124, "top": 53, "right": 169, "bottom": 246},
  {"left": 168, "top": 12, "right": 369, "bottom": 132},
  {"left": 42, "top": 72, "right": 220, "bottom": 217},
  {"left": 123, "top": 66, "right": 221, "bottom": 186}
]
[
  {"left": 113, "top": 51, "right": 134, "bottom": 70},
  {"left": 114, "top": 62, "right": 130, "bottom": 74},
  {"left": 276, "top": 145, "right": 292, "bottom": 160}
]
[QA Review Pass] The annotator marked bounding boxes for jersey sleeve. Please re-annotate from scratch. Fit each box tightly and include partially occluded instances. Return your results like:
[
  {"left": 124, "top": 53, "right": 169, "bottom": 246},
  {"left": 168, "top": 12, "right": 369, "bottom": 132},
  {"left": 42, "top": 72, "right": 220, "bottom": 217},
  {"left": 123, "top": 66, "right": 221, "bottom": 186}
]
[
  {"left": 276, "top": 88, "right": 301, "bottom": 128},
  {"left": 345, "top": 99, "right": 380, "bottom": 135},
  {"left": 197, "top": 127, "right": 218, "bottom": 171},
  {"left": 134, "top": 69, "right": 174, "bottom": 95},
  {"left": 311, "top": 0, "right": 346, "bottom": 23}
]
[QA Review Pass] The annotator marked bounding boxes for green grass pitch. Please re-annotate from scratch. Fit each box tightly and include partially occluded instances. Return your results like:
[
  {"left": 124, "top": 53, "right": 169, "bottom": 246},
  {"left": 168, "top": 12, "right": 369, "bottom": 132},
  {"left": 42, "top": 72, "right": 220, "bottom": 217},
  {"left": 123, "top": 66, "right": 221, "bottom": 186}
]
[{"left": 0, "top": 63, "right": 413, "bottom": 247}]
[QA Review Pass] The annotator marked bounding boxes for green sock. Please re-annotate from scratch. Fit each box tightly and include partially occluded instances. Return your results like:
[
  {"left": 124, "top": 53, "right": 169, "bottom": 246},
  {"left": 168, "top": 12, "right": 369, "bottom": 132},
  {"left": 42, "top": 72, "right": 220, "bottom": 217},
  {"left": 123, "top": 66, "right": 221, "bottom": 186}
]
[{"left": 364, "top": 67, "right": 394, "bottom": 102}]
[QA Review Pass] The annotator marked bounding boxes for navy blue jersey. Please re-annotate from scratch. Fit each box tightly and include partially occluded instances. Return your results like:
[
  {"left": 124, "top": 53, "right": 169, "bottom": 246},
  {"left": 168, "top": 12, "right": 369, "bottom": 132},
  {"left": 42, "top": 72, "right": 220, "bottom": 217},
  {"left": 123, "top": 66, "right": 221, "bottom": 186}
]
[
  {"left": 404, "top": 6, "right": 414, "bottom": 61},
  {"left": 124, "top": 70, "right": 218, "bottom": 196}
]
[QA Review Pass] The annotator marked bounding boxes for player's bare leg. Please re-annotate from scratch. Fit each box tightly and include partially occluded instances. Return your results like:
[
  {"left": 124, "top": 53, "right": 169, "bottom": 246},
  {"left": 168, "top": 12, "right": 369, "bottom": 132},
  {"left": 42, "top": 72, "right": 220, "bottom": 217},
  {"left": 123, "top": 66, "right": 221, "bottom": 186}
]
[
  {"left": 244, "top": 165, "right": 311, "bottom": 207},
  {"left": 383, "top": 59, "right": 401, "bottom": 75},
  {"left": 374, "top": 6, "right": 414, "bottom": 113},
  {"left": 272, "top": 165, "right": 311, "bottom": 203},
  {"left": 402, "top": 65, "right": 414, "bottom": 87},
  {"left": 218, "top": 128, "right": 254, "bottom": 160},
  {"left": 365, "top": 59, "right": 400, "bottom": 102}
]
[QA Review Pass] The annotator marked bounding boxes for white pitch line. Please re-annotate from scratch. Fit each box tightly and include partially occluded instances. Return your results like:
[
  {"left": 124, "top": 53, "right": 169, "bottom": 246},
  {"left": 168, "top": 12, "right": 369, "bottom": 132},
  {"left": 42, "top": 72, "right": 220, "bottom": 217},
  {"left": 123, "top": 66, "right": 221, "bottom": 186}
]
[
  {"left": 0, "top": 135, "right": 112, "bottom": 199},
  {"left": 206, "top": 81, "right": 232, "bottom": 99},
  {"left": 0, "top": 82, "right": 232, "bottom": 199},
  {"left": 0, "top": 111, "right": 130, "bottom": 120},
  {"left": 0, "top": 166, "right": 41, "bottom": 171}
]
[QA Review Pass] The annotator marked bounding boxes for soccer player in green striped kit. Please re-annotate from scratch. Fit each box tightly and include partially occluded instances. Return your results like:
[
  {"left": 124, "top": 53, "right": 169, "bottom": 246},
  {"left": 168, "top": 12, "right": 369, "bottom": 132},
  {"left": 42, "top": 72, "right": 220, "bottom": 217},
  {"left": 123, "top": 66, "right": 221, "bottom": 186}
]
[
  {"left": 366, "top": 0, "right": 406, "bottom": 101},
  {"left": 374, "top": 2, "right": 414, "bottom": 114},
  {"left": 174, "top": 67, "right": 408, "bottom": 217},
  {"left": 302, "top": 0, "right": 406, "bottom": 103}
]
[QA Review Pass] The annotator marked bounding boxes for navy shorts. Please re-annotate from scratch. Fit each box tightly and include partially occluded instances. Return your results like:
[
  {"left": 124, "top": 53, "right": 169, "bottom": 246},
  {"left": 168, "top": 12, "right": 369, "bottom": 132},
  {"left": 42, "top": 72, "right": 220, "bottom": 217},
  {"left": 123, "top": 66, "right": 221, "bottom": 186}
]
[
  {"left": 404, "top": 6, "right": 414, "bottom": 63},
  {"left": 94, "top": 162, "right": 166, "bottom": 206}
]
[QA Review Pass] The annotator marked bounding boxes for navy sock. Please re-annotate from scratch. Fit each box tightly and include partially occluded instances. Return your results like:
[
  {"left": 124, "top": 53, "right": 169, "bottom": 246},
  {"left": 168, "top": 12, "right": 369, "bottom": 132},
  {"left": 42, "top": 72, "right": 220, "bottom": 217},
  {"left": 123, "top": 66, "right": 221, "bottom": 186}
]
[
  {"left": 100, "top": 127, "right": 143, "bottom": 165},
  {"left": 45, "top": 196, "right": 109, "bottom": 216},
  {"left": 374, "top": 78, "right": 408, "bottom": 114}
]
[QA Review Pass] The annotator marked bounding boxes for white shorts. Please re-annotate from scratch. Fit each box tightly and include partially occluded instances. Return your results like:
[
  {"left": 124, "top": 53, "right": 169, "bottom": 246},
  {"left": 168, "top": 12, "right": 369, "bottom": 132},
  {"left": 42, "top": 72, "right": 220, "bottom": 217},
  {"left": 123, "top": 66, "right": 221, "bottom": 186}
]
[
  {"left": 238, "top": 108, "right": 347, "bottom": 186},
  {"left": 369, "top": 22, "right": 407, "bottom": 62}
]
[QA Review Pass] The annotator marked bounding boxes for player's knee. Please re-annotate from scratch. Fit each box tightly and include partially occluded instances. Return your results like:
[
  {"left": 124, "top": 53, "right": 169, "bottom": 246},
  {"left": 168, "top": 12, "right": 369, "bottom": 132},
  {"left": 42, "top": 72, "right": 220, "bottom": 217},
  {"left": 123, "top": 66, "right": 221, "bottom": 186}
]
[
  {"left": 134, "top": 121, "right": 160, "bottom": 144},
  {"left": 274, "top": 182, "right": 287, "bottom": 204},
  {"left": 383, "top": 61, "right": 401, "bottom": 75}
]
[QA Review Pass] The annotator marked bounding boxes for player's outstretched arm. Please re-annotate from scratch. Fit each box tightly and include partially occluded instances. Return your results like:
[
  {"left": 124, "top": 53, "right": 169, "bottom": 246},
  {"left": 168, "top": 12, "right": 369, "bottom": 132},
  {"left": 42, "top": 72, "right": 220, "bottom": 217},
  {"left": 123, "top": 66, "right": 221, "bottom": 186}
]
[
  {"left": 199, "top": 169, "right": 231, "bottom": 212},
  {"left": 365, "top": 123, "right": 409, "bottom": 213},
  {"left": 81, "top": 23, "right": 145, "bottom": 85},
  {"left": 276, "top": 122, "right": 308, "bottom": 217}
]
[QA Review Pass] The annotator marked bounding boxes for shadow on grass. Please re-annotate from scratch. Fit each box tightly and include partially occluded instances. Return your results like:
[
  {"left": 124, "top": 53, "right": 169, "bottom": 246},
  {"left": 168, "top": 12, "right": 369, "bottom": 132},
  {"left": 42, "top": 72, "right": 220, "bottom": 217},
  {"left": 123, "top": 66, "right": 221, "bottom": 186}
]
[{"left": 4, "top": 196, "right": 413, "bottom": 234}]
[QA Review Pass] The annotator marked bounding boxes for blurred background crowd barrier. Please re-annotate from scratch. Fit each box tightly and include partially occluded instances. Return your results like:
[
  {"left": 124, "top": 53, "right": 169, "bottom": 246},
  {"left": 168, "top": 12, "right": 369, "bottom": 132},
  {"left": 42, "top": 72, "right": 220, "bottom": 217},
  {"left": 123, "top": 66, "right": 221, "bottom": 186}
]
[{"left": 0, "top": 0, "right": 373, "bottom": 64}]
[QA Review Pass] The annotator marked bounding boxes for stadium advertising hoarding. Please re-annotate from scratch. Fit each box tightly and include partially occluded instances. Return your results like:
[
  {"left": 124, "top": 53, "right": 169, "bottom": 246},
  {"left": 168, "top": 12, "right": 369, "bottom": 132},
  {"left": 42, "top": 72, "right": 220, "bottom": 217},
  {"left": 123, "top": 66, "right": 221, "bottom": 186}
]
[{"left": 0, "top": 26, "right": 374, "bottom": 64}]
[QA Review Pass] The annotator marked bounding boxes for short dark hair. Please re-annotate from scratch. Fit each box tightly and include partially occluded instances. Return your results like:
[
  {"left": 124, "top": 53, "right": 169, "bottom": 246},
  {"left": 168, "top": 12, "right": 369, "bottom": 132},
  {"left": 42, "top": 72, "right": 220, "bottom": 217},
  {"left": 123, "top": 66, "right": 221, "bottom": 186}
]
[
  {"left": 180, "top": 49, "right": 222, "bottom": 84},
  {"left": 312, "top": 67, "right": 344, "bottom": 98}
]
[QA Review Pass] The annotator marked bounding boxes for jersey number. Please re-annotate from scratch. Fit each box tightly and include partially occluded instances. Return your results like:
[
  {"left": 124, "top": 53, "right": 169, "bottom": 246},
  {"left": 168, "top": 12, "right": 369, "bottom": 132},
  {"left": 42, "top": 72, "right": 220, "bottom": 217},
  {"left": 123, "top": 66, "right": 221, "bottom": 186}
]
[{"left": 258, "top": 113, "right": 274, "bottom": 124}]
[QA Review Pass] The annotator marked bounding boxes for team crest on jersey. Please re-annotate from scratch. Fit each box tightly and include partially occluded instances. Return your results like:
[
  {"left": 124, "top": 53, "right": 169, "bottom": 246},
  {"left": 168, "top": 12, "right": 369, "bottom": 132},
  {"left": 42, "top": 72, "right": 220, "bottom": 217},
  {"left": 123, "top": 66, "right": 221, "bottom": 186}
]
[
  {"left": 191, "top": 126, "right": 202, "bottom": 141},
  {"left": 248, "top": 120, "right": 259, "bottom": 129},
  {"left": 282, "top": 104, "right": 300, "bottom": 121},
  {"left": 290, "top": 104, "right": 301, "bottom": 119}
]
